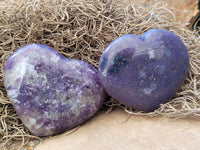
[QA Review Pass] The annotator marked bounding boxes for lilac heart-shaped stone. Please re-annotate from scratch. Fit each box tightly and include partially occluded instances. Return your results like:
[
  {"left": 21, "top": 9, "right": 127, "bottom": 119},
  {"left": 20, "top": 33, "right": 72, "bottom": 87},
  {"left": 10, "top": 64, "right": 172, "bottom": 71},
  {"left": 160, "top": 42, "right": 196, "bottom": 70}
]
[
  {"left": 98, "top": 29, "right": 189, "bottom": 112},
  {"left": 3, "top": 44, "right": 105, "bottom": 136}
]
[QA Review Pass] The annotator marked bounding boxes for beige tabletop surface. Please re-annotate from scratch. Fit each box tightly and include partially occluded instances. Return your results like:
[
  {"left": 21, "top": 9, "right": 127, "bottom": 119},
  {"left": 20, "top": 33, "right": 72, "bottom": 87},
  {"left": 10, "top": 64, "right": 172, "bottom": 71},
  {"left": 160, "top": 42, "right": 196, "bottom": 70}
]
[{"left": 35, "top": 109, "right": 200, "bottom": 150}]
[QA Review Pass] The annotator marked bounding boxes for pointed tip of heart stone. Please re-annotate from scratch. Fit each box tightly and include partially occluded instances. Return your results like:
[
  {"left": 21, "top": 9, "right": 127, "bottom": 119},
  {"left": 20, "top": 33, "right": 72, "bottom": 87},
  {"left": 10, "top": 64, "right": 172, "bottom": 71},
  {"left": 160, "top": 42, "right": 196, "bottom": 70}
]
[
  {"left": 98, "top": 29, "right": 189, "bottom": 112},
  {"left": 3, "top": 44, "right": 105, "bottom": 136}
]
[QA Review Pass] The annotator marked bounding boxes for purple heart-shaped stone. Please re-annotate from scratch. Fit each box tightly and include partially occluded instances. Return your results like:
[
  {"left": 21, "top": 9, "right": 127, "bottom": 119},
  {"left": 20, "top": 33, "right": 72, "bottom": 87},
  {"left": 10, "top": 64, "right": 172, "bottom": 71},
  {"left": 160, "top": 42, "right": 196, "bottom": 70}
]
[
  {"left": 3, "top": 44, "right": 105, "bottom": 136},
  {"left": 98, "top": 29, "right": 189, "bottom": 112}
]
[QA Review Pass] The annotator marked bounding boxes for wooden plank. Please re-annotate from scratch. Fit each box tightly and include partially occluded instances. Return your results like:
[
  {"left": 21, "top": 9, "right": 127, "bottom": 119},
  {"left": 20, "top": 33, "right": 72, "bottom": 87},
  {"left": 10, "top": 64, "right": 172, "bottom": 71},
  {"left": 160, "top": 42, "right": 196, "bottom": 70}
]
[{"left": 129, "top": 0, "right": 199, "bottom": 23}]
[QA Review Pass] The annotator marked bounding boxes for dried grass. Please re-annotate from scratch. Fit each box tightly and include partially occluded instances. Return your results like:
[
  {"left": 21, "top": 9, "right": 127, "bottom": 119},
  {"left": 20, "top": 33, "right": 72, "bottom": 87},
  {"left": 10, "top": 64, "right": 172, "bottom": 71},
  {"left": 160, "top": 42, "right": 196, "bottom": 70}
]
[{"left": 0, "top": 0, "right": 200, "bottom": 149}]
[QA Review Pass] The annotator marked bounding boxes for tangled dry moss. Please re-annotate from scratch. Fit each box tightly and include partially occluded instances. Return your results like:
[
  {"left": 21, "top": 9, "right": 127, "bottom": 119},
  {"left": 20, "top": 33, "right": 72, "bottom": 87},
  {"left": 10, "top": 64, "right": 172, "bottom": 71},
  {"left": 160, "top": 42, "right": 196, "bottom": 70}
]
[{"left": 0, "top": 0, "right": 200, "bottom": 149}]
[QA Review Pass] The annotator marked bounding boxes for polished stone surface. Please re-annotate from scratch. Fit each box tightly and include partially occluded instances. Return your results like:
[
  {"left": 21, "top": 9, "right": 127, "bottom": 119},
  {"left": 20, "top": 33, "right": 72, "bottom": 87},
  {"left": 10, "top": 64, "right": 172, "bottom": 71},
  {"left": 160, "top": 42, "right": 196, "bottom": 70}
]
[
  {"left": 3, "top": 44, "right": 105, "bottom": 136},
  {"left": 98, "top": 29, "right": 189, "bottom": 112}
]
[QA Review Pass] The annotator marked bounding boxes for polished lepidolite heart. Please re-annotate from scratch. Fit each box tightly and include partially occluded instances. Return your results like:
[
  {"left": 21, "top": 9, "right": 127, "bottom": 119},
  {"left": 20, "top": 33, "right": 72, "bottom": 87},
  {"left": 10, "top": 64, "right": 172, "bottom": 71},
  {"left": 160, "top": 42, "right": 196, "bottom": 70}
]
[
  {"left": 98, "top": 29, "right": 189, "bottom": 112},
  {"left": 3, "top": 44, "right": 105, "bottom": 136}
]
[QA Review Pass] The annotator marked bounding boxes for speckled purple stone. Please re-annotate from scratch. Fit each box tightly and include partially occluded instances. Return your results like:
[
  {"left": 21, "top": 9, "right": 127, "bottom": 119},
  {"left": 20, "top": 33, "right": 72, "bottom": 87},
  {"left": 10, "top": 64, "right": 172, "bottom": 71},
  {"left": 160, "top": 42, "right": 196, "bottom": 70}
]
[
  {"left": 3, "top": 44, "right": 105, "bottom": 136},
  {"left": 98, "top": 29, "right": 189, "bottom": 112}
]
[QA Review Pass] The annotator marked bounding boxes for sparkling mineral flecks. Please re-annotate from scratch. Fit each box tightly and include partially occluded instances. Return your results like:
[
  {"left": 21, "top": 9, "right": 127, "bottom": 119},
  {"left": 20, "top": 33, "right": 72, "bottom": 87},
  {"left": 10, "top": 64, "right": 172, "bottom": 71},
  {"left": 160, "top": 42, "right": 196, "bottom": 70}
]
[{"left": 3, "top": 44, "right": 105, "bottom": 136}]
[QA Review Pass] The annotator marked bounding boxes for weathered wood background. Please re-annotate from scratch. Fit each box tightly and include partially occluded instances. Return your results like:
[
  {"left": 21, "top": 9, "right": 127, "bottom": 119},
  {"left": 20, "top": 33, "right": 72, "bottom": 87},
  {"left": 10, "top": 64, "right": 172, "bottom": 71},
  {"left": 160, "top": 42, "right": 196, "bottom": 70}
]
[{"left": 129, "top": 0, "right": 199, "bottom": 24}]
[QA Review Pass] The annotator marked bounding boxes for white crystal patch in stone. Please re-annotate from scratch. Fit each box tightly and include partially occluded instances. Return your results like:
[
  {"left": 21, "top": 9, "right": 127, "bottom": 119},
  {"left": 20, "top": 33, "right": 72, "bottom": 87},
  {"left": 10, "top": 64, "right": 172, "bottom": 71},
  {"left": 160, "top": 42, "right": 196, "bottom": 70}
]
[
  {"left": 148, "top": 49, "right": 155, "bottom": 59},
  {"left": 142, "top": 83, "right": 157, "bottom": 95}
]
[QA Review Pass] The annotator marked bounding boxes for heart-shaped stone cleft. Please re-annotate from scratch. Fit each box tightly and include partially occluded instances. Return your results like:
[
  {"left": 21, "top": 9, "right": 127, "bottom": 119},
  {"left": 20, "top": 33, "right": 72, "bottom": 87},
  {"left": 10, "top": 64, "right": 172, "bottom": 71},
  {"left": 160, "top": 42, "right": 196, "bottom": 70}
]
[
  {"left": 98, "top": 29, "right": 189, "bottom": 112},
  {"left": 3, "top": 44, "right": 105, "bottom": 137}
]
